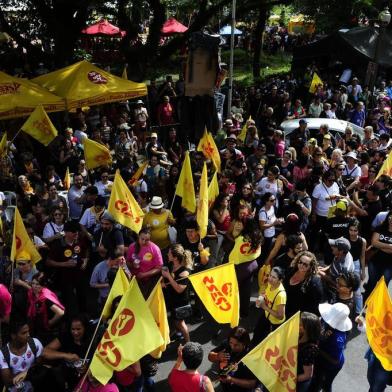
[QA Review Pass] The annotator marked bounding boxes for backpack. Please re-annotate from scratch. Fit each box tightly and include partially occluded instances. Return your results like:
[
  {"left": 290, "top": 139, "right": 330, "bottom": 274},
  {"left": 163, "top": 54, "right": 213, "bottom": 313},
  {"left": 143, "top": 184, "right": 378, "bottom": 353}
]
[{"left": 1, "top": 338, "right": 38, "bottom": 369}]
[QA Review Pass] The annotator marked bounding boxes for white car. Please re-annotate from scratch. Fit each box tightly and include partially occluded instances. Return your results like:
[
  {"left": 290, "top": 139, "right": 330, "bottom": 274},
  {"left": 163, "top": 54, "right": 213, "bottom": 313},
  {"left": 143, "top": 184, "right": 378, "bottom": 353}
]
[{"left": 280, "top": 118, "right": 364, "bottom": 140}]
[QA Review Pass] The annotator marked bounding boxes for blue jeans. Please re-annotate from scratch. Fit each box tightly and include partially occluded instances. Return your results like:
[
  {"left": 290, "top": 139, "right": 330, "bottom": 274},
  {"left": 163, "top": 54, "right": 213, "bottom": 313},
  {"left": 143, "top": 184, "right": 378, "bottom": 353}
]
[
  {"left": 353, "top": 259, "right": 363, "bottom": 314},
  {"left": 366, "top": 348, "right": 391, "bottom": 392}
]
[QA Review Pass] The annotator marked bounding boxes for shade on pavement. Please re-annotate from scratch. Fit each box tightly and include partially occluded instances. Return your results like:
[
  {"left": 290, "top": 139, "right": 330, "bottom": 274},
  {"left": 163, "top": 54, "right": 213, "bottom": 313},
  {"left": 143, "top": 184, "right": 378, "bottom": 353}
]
[
  {"left": 161, "top": 17, "right": 188, "bottom": 35},
  {"left": 32, "top": 60, "right": 147, "bottom": 110},
  {"left": 82, "top": 19, "right": 126, "bottom": 37},
  {"left": 0, "top": 71, "right": 65, "bottom": 120}
]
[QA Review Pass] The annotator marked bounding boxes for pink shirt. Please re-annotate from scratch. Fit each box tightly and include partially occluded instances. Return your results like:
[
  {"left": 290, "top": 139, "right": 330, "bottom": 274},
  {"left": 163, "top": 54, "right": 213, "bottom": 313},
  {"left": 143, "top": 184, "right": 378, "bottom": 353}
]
[
  {"left": 77, "top": 380, "right": 119, "bottom": 392},
  {"left": 275, "top": 140, "right": 285, "bottom": 158},
  {"left": 0, "top": 284, "right": 11, "bottom": 320},
  {"left": 126, "top": 241, "right": 163, "bottom": 275}
]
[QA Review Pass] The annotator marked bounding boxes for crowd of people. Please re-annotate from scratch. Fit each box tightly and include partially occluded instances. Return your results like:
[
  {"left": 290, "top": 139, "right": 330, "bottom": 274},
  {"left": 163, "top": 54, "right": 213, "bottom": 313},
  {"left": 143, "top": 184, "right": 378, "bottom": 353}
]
[{"left": 0, "top": 66, "right": 391, "bottom": 392}]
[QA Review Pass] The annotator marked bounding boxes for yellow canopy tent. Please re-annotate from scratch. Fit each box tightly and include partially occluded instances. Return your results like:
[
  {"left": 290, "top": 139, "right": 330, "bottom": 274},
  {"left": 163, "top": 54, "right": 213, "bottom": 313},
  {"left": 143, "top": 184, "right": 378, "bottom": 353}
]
[
  {"left": 288, "top": 14, "right": 315, "bottom": 35},
  {"left": 32, "top": 60, "right": 147, "bottom": 110},
  {"left": 0, "top": 71, "right": 65, "bottom": 120}
]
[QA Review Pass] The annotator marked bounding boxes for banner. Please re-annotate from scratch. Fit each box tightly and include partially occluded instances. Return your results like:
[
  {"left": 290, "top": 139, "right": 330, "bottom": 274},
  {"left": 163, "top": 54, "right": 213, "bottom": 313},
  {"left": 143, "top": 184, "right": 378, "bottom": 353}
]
[
  {"left": 146, "top": 279, "right": 170, "bottom": 359},
  {"left": 108, "top": 170, "right": 144, "bottom": 233},
  {"left": 90, "top": 279, "right": 163, "bottom": 385},
  {"left": 197, "top": 129, "right": 221, "bottom": 172},
  {"left": 241, "top": 312, "right": 300, "bottom": 392},
  {"left": 83, "top": 137, "right": 112, "bottom": 169},
  {"left": 374, "top": 151, "right": 392, "bottom": 182},
  {"left": 10, "top": 207, "right": 41, "bottom": 264},
  {"left": 101, "top": 268, "right": 130, "bottom": 319},
  {"left": 175, "top": 151, "right": 196, "bottom": 213},
  {"left": 0, "top": 132, "right": 7, "bottom": 158},
  {"left": 128, "top": 161, "right": 148, "bottom": 186},
  {"left": 21, "top": 105, "right": 58, "bottom": 146},
  {"left": 238, "top": 115, "right": 252, "bottom": 143},
  {"left": 208, "top": 171, "right": 219, "bottom": 208},
  {"left": 229, "top": 235, "right": 261, "bottom": 264},
  {"left": 214, "top": 92, "right": 225, "bottom": 119},
  {"left": 189, "top": 264, "right": 239, "bottom": 327},
  {"left": 309, "top": 72, "right": 323, "bottom": 94},
  {"left": 196, "top": 162, "right": 208, "bottom": 239},
  {"left": 365, "top": 277, "right": 392, "bottom": 371}
]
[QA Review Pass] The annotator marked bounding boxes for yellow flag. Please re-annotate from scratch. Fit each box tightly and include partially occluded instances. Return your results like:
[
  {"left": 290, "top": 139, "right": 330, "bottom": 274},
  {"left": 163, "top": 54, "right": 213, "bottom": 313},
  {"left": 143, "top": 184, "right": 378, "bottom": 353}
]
[
  {"left": 10, "top": 208, "right": 41, "bottom": 264},
  {"left": 108, "top": 170, "right": 144, "bottom": 233},
  {"left": 63, "top": 167, "right": 71, "bottom": 190},
  {"left": 0, "top": 132, "right": 7, "bottom": 158},
  {"left": 83, "top": 137, "right": 112, "bottom": 170},
  {"left": 197, "top": 129, "right": 221, "bottom": 172},
  {"left": 189, "top": 264, "right": 239, "bottom": 327},
  {"left": 241, "top": 312, "right": 300, "bottom": 392},
  {"left": 175, "top": 151, "right": 196, "bottom": 213},
  {"left": 122, "top": 65, "right": 128, "bottom": 80},
  {"left": 309, "top": 72, "right": 323, "bottom": 93},
  {"left": 128, "top": 161, "right": 148, "bottom": 186},
  {"left": 196, "top": 162, "right": 209, "bottom": 239},
  {"left": 374, "top": 151, "right": 392, "bottom": 182},
  {"left": 101, "top": 268, "right": 130, "bottom": 319},
  {"left": 146, "top": 279, "right": 170, "bottom": 359},
  {"left": 208, "top": 171, "right": 219, "bottom": 208},
  {"left": 90, "top": 279, "right": 164, "bottom": 385},
  {"left": 21, "top": 105, "right": 58, "bottom": 146},
  {"left": 238, "top": 115, "right": 252, "bottom": 143},
  {"left": 365, "top": 277, "right": 392, "bottom": 371},
  {"left": 229, "top": 235, "right": 261, "bottom": 264}
]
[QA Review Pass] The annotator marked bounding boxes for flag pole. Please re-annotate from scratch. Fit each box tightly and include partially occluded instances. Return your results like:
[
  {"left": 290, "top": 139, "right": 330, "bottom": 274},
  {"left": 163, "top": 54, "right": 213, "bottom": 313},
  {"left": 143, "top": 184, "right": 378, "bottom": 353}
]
[
  {"left": 10, "top": 129, "right": 22, "bottom": 145},
  {"left": 169, "top": 193, "right": 176, "bottom": 212}
]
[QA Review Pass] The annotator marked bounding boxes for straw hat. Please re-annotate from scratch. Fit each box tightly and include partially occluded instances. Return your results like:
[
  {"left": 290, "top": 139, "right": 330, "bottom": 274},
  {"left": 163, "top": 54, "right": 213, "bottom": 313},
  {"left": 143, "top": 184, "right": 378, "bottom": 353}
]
[
  {"left": 319, "top": 303, "right": 352, "bottom": 332},
  {"left": 149, "top": 196, "right": 164, "bottom": 209}
]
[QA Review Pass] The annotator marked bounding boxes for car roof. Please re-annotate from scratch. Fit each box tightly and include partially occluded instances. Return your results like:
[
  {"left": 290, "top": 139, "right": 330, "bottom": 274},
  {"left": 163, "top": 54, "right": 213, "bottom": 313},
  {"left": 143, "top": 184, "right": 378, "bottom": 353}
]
[{"left": 280, "top": 118, "right": 364, "bottom": 139}]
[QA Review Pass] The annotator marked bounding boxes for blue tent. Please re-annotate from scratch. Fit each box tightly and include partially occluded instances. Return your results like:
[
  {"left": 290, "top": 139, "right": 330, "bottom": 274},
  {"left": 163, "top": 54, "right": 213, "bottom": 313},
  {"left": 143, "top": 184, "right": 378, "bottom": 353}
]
[{"left": 219, "top": 25, "right": 243, "bottom": 35}]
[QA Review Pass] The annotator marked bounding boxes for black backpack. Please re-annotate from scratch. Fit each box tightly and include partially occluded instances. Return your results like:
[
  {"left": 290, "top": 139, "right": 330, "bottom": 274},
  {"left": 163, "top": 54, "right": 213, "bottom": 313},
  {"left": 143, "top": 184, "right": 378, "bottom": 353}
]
[{"left": 1, "top": 338, "right": 38, "bottom": 369}]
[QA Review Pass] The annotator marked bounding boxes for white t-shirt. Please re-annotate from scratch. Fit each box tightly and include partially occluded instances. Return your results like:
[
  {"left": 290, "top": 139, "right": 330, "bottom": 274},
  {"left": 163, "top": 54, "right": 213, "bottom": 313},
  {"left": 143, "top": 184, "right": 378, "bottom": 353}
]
[
  {"left": 259, "top": 206, "right": 276, "bottom": 238},
  {"left": 312, "top": 182, "right": 340, "bottom": 217},
  {"left": 0, "top": 338, "right": 43, "bottom": 374},
  {"left": 42, "top": 222, "right": 64, "bottom": 239},
  {"left": 94, "top": 180, "right": 113, "bottom": 197},
  {"left": 67, "top": 185, "right": 86, "bottom": 219},
  {"left": 343, "top": 164, "right": 361, "bottom": 178},
  {"left": 79, "top": 208, "right": 104, "bottom": 231}
]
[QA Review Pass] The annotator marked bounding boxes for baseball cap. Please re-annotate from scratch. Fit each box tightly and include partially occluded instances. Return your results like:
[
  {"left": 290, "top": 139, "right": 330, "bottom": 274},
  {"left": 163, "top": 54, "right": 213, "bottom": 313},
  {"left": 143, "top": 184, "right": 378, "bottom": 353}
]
[
  {"left": 336, "top": 200, "right": 347, "bottom": 211},
  {"left": 299, "top": 119, "right": 308, "bottom": 125},
  {"left": 328, "top": 237, "right": 351, "bottom": 252}
]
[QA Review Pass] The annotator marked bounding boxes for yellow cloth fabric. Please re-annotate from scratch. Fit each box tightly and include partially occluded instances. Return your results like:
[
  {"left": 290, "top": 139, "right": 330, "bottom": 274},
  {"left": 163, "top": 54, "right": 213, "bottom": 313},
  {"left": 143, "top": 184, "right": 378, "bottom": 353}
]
[
  {"left": 208, "top": 171, "right": 219, "bottom": 208},
  {"left": 365, "top": 277, "right": 392, "bottom": 371},
  {"left": 10, "top": 207, "right": 41, "bottom": 264},
  {"left": 197, "top": 129, "right": 221, "bottom": 172},
  {"left": 33, "top": 60, "right": 146, "bottom": 111},
  {"left": 143, "top": 210, "right": 173, "bottom": 249},
  {"left": 0, "top": 70, "right": 64, "bottom": 120},
  {"left": 374, "top": 151, "right": 392, "bottom": 182},
  {"left": 189, "top": 264, "right": 239, "bottom": 327},
  {"left": 21, "top": 105, "right": 58, "bottom": 146},
  {"left": 108, "top": 170, "right": 144, "bottom": 233},
  {"left": 228, "top": 235, "right": 261, "bottom": 264},
  {"left": 309, "top": 72, "right": 323, "bottom": 94},
  {"left": 175, "top": 151, "right": 196, "bottom": 213},
  {"left": 196, "top": 162, "right": 208, "bottom": 239},
  {"left": 83, "top": 137, "right": 112, "bottom": 170},
  {"left": 238, "top": 115, "right": 252, "bottom": 142},
  {"left": 0, "top": 132, "right": 7, "bottom": 158},
  {"left": 264, "top": 283, "right": 287, "bottom": 325},
  {"left": 241, "top": 312, "right": 300, "bottom": 392},
  {"left": 90, "top": 279, "right": 163, "bottom": 385}
]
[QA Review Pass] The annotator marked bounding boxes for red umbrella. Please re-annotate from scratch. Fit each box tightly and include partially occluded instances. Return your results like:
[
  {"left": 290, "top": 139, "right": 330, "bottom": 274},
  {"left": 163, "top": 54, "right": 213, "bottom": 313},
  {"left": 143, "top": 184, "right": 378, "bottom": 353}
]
[
  {"left": 161, "top": 17, "right": 188, "bottom": 36},
  {"left": 82, "top": 19, "right": 126, "bottom": 37}
]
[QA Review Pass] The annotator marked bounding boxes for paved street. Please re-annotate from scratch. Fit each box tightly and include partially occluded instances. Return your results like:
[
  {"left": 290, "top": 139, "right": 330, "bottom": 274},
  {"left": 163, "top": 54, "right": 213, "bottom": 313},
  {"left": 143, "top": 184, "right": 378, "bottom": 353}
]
[{"left": 153, "top": 280, "right": 392, "bottom": 391}]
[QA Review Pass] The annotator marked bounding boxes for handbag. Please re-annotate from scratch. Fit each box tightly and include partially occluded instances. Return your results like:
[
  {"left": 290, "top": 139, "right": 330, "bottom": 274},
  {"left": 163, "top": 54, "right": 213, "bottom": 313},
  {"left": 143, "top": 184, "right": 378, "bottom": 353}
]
[{"left": 174, "top": 304, "right": 192, "bottom": 319}]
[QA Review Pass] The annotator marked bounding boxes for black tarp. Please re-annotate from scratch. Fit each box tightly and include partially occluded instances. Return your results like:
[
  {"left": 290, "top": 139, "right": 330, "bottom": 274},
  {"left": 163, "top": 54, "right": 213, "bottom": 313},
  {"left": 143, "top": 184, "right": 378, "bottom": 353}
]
[{"left": 292, "top": 26, "right": 392, "bottom": 74}]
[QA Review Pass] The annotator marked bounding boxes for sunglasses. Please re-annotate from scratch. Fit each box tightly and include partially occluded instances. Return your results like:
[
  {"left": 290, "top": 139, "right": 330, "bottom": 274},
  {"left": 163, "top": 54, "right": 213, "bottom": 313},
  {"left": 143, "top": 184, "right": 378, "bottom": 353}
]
[
  {"left": 255, "top": 167, "right": 264, "bottom": 171},
  {"left": 269, "top": 198, "right": 276, "bottom": 202},
  {"left": 337, "top": 168, "right": 344, "bottom": 171}
]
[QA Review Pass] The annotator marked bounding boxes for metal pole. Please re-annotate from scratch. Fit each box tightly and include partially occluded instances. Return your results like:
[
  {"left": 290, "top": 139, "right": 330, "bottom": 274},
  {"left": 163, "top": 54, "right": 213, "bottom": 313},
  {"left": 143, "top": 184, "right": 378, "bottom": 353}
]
[{"left": 227, "top": 0, "right": 236, "bottom": 117}]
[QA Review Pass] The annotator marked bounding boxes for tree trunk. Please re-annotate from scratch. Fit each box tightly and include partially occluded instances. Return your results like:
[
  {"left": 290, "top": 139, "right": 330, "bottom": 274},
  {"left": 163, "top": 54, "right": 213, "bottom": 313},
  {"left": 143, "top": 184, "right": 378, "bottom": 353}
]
[{"left": 252, "top": 3, "right": 268, "bottom": 78}]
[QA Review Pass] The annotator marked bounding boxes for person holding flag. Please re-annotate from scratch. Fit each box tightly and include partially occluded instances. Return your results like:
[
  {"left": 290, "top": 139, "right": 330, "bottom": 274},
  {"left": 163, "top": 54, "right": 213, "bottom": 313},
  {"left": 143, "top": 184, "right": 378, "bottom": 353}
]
[{"left": 208, "top": 326, "right": 257, "bottom": 391}]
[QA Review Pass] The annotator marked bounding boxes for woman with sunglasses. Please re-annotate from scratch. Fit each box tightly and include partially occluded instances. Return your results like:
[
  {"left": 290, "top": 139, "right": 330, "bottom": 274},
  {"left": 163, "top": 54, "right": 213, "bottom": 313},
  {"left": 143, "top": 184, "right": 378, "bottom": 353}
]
[
  {"left": 278, "top": 150, "right": 294, "bottom": 182},
  {"left": 42, "top": 207, "right": 65, "bottom": 244},
  {"left": 230, "top": 182, "right": 256, "bottom": 217},
  {"left": 283, "top": 251, "right": 324, "bottom": 318},
  {"left": 252, "top": 266, "right": 286, "bottom": 346}
]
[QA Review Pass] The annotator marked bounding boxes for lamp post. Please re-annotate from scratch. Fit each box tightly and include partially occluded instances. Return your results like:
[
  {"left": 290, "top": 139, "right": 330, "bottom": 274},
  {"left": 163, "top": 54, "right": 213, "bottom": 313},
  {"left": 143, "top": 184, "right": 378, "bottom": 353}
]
[
  {"left": 368, "top": 6, "right": 391, "bottom": 100},
  {"left": 227, "top": 0, "right": 237, "bottom": 116}
]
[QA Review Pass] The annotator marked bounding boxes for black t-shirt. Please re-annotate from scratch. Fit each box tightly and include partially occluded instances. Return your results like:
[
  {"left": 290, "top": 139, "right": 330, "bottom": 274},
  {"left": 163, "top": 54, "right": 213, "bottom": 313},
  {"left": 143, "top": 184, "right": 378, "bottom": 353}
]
[
  {"left": 325, "top": 216, "right": 351, "bottom": 239},
  {"left": 93, "top": 228, "right": 124, "bottom": 255},
  {"left": 298, "top": 342, "right": 319, "bottom": 376},
  {"left": 58, "top": 333, "right": 91, "bottom": 359},
  {"left": 274, "top": 252, "right": 294, "bottom": 271},
  {"left": 212, "top": 343, "right": 256, "bottom": 392},
  {"left": 180, "top": 237, "right": 209, "bottom": 272},
  {"left": 375, "top": 227, "right": 392, "bottom": 263}
]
